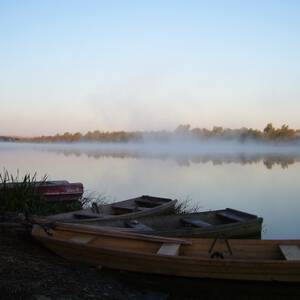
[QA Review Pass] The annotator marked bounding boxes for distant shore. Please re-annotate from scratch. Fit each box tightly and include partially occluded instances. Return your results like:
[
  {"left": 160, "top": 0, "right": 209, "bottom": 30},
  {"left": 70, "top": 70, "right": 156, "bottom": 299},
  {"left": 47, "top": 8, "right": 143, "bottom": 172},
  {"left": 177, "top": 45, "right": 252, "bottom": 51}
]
[{"left": 1, "top": 123, "right": 300, "bottom": 144}]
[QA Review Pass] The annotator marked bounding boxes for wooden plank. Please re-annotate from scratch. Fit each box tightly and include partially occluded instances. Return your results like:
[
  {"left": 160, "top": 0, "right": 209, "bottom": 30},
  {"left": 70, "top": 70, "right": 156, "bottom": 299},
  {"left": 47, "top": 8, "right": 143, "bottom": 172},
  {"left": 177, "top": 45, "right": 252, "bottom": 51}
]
[
  {"left": 125, "top": 220, "right": 154, "bottom": 231},
  {"left": 111, "top": 205, "right": 135, "bottom": 213},
  {"left": 157, "top": 243, "right": 180, "bottom": 256},
  {"left": 73, "top": 212, "right": 102, "bottom": 219},
  {"left": 226, "top": 208, "right": 258, "bottom": 219},
  {"left": 135, "top": 199, "right": 159, "bottom": 208},
  {"left": 181, "top": 218, "right": 212, "bottom": 228},
  {"left": 279, "top": 245, "right": 300, "bottom": 261},
  {"left": 69, "top": 235, "right": 94, "bottom": 244},
  {"left": 55, "top": 222, "right": 192, "bottom": 245},
  {"left": 216, "top": 211, "right": 245, "bottom": 222},
  {"left": 135, "top": 206, "right": 151, "bottom": 211}
]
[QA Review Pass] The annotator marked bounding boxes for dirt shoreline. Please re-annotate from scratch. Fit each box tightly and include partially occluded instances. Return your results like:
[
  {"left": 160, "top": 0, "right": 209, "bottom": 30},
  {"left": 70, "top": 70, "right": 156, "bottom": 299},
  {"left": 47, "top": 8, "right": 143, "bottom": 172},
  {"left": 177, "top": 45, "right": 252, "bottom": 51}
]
[{"left": 1, "top": 229, "right": 300, "bottom": 300}]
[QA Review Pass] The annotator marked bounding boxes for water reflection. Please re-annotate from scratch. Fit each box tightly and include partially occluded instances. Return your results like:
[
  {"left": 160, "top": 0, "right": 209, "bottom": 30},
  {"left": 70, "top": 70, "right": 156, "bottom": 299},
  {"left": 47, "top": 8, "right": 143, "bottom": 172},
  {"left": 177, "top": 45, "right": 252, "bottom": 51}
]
[{"left": 38, "top": 144, "right": 300, "bottom": 169}]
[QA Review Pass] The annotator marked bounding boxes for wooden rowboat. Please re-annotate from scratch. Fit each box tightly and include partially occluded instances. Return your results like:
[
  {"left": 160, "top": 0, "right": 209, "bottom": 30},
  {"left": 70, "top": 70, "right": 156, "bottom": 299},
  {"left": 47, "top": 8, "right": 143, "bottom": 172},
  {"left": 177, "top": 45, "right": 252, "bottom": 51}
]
[
  {"left": 82, "top": 208, "right": 263, "bottom": 238},
  {"left": 32, "top": 222, "right": 300, "bottom": 283},
  {"left": 47, "top": 195, "right": 177, "bottom": 223}
]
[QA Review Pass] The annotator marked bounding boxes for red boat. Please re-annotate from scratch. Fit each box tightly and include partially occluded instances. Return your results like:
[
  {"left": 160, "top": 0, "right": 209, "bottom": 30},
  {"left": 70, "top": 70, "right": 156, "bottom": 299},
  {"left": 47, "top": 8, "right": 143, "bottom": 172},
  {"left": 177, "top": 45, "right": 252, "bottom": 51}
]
[
  {"left": 0, "top": 180, "right": 84, "bottom": 203},
  {"left": 35, "top": 181, "right": 84, "bottom": 202}
]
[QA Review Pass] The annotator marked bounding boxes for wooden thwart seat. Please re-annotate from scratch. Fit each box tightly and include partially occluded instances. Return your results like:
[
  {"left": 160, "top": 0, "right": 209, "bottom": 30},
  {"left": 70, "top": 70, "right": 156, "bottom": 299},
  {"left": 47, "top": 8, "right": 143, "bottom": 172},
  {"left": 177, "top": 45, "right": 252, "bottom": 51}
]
[
  {"left": 216, "top": 211, "right": 245, "bottom": 222},
  {"left": 69, "top": 235, "right": 95, "bottom": 244},
  {"left": 181, "top": 218, "right": 212, "bottom": 228},
  {"left": 157, "top": 243, "right": 180, "bottom": 256},
  {"left": 125, "top": 220, "right": 154, "bottom": 231},
  {"left": 111, "top": 205, "right": 135, "bottom": 214},
  {"left": 73, "top": 212, "right": 102, "bottom": 219},
  {"left": 135, "top": 206, "right": 151, "bottom": 211},
  {"left": 279, "top": 245, "right": 300, "bottom": 261},
  {"left": 135, "top": 199, "right": 160, "bottom": 208}
]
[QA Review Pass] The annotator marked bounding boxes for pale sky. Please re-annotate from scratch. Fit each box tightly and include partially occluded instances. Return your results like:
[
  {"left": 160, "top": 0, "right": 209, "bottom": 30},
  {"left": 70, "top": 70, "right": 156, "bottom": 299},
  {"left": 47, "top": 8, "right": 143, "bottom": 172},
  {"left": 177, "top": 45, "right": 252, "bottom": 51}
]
[{"left": 1, "top": 0, "right": 300, "bottom": 136}]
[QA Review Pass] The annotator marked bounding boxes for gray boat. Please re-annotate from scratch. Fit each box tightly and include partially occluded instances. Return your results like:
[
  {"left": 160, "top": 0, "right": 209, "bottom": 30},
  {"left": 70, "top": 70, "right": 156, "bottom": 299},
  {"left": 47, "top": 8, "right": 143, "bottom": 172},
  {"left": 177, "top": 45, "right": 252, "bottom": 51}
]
[
  {"left": 86, "top": 208, "right": 263, "bottom": 238},
  {"left": 47, "top": 195, "right": 177, "bottom": 224}
]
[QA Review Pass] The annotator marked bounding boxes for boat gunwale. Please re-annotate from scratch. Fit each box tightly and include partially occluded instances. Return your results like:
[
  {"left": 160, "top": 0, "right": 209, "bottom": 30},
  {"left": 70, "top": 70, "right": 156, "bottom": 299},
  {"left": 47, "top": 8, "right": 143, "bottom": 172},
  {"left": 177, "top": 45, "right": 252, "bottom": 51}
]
[{"left": 35, "top": 223, "right": 192, "bottom": 245}]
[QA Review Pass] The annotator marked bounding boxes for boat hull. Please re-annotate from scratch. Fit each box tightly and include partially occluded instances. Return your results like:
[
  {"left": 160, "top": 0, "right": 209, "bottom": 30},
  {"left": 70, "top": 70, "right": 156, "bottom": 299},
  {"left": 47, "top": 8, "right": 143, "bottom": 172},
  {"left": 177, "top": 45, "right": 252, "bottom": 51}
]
[
  {"left": 85, "top": 208, "right": 263, "bottom": 239},
  {"left": 37, "top": 182, "right": 83, "bottom": 202},
  {"left": 38, "top": 238, "right": 300, "bottom": 282},
  {"left": 147, "top": 219, "right": 262, "bottom": 238},
  {"left": 47, "top": 196, "right": 177, "bottom": 223},
  {"left": 0, "top": 180, "right": 83, "bottom": 203},
  {"left": 32, "top": 224, "right": 300, "bottom": 283}
]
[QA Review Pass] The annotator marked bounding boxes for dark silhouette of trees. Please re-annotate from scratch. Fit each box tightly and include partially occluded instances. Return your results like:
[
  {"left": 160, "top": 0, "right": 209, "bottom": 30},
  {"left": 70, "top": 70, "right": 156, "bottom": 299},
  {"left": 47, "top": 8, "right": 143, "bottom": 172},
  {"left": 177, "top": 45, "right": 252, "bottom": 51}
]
[
  {"left": 263, "top": 123, "right": 296, "bottom": 141},
  {"left": 4, "top": 123, "right": 299, "bottom": 144}
]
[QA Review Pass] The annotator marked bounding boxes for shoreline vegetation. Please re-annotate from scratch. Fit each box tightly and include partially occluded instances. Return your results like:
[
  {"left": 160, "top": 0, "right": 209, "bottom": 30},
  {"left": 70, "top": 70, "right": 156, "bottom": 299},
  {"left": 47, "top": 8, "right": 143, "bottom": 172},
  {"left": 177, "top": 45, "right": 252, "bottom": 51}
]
[
  {"left": 0, "top": 171, "right": 83, "bottom": 217},
  {"left": 1, "top": 123, "right": 300, "bottom": 144},
  {"left": 0, "top": 170, "right": 190, "bottom": 217}
]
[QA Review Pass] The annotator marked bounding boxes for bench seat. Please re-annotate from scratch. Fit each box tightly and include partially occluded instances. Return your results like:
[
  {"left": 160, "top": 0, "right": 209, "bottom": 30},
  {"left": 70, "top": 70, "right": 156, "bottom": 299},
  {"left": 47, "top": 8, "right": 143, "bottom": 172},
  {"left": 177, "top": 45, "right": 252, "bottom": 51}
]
[
  {"left": 157, "top": 243, "right": 180, "bottom": 256},
  {"left": 181, "top": 218, "right": 212, "bottom": 228},
  {"left": 111, "top": 205, "right": 135, "bottom": 214},
  {"left": 135, "top": 199, "right": 160, "bottom": 208},
  {"left": 125, "top": 220, "right": 154, "bottom": 231},
  {"left": 216, "top": 211, "right": 245, "bottom": 222},
  {"left": 279, "top": 245, "right": 300, "bottom": 261},
  {"left": 70, "top": 235, "right": 95, "bottom": 244},
  {"left": 73, "top": 212, "right": 102, "bottom": 219}
]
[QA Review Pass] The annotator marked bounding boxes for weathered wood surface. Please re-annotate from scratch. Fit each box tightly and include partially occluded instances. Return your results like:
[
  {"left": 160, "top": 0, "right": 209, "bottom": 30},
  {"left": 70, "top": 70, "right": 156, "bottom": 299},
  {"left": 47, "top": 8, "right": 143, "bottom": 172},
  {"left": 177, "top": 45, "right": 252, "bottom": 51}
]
[
  {"left": 73, "top": 212, "right": 103, "bottom": 219},
  {"left": 216, "top": 211, "right": 246, "bottom": 222},
  {"left": 157, "top": 243, "right": 180, "bottom": 256},
  {"left": 32, "top": 223, "right": 300, "bottom": 283},
  {"left": 125, "top": 220, "right": 154, "bottom": 231},
  {"left": 81, "top": 208, "right": 263, "bottom": 239},
  {"left": 181, "top": 218, "right": 212, "bottom": 228},
  {"left": 54, "top": 222, "right": 191, "bottom": 245},
  {"left": 279, "top": 245, "right": 300, "bottom": 261},
  {"left": 47, "top": 195, "right": 177, "bottom": 224},
  {"left": 69, "top": 235, "right": 95, "bottom": 244}
]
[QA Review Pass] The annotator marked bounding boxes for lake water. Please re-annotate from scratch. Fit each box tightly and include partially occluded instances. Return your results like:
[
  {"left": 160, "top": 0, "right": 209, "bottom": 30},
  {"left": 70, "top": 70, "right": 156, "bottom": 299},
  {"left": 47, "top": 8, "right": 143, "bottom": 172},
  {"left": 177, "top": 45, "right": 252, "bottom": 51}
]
[{"left": 1, "top": 141, "right": 300, "bottom": 239}]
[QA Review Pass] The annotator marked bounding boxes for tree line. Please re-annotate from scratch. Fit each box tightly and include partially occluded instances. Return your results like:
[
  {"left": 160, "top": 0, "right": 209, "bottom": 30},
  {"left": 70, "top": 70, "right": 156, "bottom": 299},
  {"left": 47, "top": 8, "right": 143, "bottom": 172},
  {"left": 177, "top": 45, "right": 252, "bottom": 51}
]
[{"left": 15, "top": 123, "right": 300, "bottom": 143}]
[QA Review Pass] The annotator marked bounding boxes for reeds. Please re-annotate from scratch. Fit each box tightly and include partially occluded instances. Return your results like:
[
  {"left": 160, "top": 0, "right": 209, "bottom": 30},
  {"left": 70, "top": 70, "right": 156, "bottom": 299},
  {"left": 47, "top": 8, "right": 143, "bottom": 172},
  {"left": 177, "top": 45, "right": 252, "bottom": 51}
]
[
  {"left": 0, "top": 170, "right": 46, "bottom": 215},
  {"left": 0, "top": 170, "right": 81, "bottom": 217}
]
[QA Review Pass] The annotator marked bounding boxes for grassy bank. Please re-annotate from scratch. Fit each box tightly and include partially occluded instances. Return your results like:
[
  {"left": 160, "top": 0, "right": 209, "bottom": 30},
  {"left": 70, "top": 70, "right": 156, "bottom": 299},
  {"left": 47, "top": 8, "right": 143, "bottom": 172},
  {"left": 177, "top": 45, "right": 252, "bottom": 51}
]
[{"left": 0, "top": 170, "right": 82, "bottom": 219}]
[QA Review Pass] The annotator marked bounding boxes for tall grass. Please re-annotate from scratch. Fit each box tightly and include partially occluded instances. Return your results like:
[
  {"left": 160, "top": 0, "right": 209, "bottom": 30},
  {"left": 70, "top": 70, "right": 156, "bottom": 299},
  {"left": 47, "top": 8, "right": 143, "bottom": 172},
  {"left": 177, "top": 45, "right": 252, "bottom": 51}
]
[{"left": 0, "top": 170, "right": 81, "bottom": 217}]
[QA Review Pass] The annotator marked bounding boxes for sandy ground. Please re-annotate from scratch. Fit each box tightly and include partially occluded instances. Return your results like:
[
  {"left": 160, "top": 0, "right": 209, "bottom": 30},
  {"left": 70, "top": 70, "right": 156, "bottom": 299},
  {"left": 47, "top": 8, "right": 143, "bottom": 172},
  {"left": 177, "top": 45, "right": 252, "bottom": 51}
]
[{"left": 1, "top": 228, "right": 300, "bottom": 300}]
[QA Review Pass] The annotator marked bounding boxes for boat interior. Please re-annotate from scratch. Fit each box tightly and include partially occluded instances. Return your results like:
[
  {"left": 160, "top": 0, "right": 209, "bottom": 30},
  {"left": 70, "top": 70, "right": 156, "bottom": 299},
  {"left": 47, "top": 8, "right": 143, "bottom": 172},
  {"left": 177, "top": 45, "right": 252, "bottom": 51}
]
[
  {"left": 94, "top": 208, "right": 260, "bottom": 231},
  {"left": 49, "top": 195, "right": 173, "bottom": 220}
]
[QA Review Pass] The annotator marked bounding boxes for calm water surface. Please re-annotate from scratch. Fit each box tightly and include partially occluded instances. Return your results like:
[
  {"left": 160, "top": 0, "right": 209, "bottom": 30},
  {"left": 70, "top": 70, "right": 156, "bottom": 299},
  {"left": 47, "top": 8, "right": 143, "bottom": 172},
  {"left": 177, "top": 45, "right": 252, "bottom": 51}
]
[{"left": 1, "top": 142, "right": 300, "bottom": 239}]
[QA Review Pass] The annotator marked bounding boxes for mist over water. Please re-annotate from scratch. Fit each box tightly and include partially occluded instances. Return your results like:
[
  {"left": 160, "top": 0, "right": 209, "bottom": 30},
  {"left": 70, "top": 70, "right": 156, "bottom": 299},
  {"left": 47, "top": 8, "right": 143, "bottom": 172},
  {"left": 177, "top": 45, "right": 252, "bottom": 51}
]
[
  {"left": 8, "top": 139, "right": 300, "bottom": 154},
  {"left": 1, "top": 141, "right": 300, "bottom": 239},
  {"left": 10, "top": 140, "right": 300, "bottom": 169}
]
